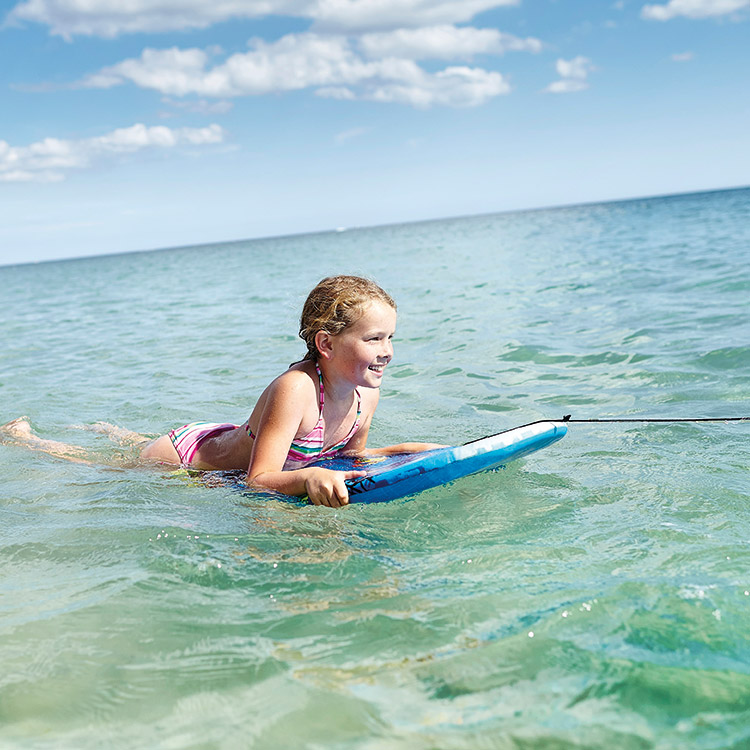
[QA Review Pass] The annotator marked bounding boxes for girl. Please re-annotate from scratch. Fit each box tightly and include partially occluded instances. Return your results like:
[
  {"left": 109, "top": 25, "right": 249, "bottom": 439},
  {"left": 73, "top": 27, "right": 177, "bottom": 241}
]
[{"left": 2, "top": 276, "right": 441, "bottom": 508}]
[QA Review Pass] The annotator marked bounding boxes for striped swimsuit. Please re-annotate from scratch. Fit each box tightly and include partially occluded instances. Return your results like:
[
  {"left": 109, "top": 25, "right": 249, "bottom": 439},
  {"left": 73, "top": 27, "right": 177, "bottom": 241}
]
[
  {"left": 168, "top": 365, "right": 361, "bottom": 469},
  {"left": 168, "top": 421, "right": 237, "bottom": 468},
  {"left": 246, "top": 364, "right": 362, "bottom": 469}
]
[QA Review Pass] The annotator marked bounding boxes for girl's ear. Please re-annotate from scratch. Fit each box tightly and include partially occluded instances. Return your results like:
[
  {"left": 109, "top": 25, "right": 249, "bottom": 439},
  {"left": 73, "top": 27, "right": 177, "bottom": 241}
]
[{"left": 314, "top": 330, "right": 334, "bottom": 360}]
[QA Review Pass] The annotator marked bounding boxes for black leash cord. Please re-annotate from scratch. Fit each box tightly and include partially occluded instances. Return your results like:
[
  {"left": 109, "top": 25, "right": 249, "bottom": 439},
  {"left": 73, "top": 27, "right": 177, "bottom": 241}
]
[
  {"left": 560, "top": 415, "right": 750, "bottom": 424},
  {"left": 465, "top": 414, "right": 749, "bottom": 445}
]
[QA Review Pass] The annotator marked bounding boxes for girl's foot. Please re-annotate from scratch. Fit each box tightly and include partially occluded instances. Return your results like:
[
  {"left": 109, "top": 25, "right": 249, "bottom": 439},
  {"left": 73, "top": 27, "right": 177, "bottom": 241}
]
[{"left": 0, "top": 416, "right": 34, "bottom": 442}]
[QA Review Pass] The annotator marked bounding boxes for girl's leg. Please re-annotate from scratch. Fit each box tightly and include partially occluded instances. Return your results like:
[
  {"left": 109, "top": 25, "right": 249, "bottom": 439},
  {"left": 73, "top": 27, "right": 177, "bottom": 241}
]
[
  {"left": 2, "top": 417, "right": 181, "bottom": 467},
  {"left": 72, "top": 422, "right": 152, "bottom": 446},
  {"left": 0, "top": 417, "right": 91, "bottom": 463},
  {"left": 140, "top": 434, "right": 181, "bottom": 465}
]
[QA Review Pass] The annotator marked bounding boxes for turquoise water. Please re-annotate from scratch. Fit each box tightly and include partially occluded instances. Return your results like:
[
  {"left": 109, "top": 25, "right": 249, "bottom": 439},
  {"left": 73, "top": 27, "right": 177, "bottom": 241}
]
[{"left": 1, "top": 187, "right": 749, "bottom": 748}]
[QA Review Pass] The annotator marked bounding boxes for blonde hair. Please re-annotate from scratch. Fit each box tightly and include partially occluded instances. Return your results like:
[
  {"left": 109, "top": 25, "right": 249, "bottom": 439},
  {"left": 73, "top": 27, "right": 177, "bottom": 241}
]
[{"left": 299, "top": 276, "right": 396, "bottom": 361}]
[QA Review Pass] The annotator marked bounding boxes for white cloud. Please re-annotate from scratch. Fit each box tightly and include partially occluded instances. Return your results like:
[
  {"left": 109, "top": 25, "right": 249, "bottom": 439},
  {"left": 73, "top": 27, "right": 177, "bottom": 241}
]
[
  {"left": 83, "top": 47, "right": 217, "bottom": 96},
  {"left": 10, "top": 1, "right": 526, "bottom": 110},
  {"left": 544, "top": 56, "right": 594, "bottom": 93},
  {"left": 358, "top": 24, "right": 542, "bottom": 60},
  {"left": 82, "top": 32, "right": 511, "bottom": 107},
  {"left": 555, "top": 56, "right": 592, "bottom": 79},
  {"left": 358, "top": 65, "right": 509, "bottom": 107},
  {"left": 641, "top": 0, "right": 750, "bottom": 20},
  {"left": 671, "top": 50, "right": 694, "bottom": 60},
  {"left": 6, "top": 0, "right": 305, "bottom": 39},
  {"left": 85, "top": 37, "right": 381, "bottom": 97},
  {"left": 6, "top": 0, "right": 520, "bottom": 38},
  {"left": 311, "top": 0, "right": 519, "bottom": 31},
  {"left": 0, "top": 123, "right": 224, "bottom": 182},
  {"left": 84, "top": 47, "right": 216, "bottom": 94}
]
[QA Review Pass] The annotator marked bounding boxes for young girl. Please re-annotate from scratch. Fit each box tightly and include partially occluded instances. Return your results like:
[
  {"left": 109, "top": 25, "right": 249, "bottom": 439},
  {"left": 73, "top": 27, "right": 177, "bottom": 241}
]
[{"left": 2, "top": 276, "right": 441, "bottom": 508}]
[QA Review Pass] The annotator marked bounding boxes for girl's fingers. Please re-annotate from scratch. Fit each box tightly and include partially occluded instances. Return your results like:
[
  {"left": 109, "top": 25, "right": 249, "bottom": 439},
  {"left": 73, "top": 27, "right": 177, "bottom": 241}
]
[
  {"left": 308, "top": 481, "right": 345, "bottom": 507},
  {"left": 307, "top": 470, "right": 369, "bottom": 507},
  {"left": 327, "top": 471, "right": 368, "bottom": 507},
  {"left": 344, "top": 470, "right": 368, "bottom": 479},
  {"left": 331, "top": 477, "right": 350, "bottom": 507},
  {"left": 337, "top": 471, "right": 368, "bottom": 506},
  {"left": 329, "top": 471, "right": 366, "bottom": 507}
]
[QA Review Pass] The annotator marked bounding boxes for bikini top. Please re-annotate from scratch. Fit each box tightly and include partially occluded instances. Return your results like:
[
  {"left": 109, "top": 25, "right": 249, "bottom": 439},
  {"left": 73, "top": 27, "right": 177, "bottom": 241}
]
[{"left": 246, "top": 364, "right": 362, "bottom": 469}]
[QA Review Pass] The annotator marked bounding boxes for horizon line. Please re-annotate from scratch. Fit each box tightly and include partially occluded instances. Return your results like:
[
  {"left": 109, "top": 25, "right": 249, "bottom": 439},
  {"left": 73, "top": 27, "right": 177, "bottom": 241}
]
[{"left": 3, "top": 182, "right": 748, "bottom": 270}]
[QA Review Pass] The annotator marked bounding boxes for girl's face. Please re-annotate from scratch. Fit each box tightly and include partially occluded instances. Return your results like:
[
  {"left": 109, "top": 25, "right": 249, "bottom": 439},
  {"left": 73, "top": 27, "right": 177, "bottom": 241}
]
[{"left": 328, "top": 300, "right": 397, "bottom": 388}]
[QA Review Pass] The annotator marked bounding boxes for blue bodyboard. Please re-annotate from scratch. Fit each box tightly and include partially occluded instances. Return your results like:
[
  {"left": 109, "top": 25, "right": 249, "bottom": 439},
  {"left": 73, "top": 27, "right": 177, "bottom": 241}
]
[{"left": 310, "top": 421, "right": 566, "bottom": 503}]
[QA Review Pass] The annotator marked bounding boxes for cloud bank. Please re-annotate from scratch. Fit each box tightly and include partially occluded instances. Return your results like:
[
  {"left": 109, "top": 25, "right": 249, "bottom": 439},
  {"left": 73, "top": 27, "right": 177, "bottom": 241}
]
[
  {"left": 358, "top": 25, "right": 542, "bottom": 59},
  {"left": 7, "top": 1, "right": 543, "bottom": 109},
  {"left": 641, "top": 0, "right": 750, "bottom": 20},
  {"left": 0, "top": 123, "right": 224, "bottom": 182},
  {"left": 7, "top": 0, "right": 519, "bottom": 38},
  {"left": 83, "top": 31, "right": 514, "bottom": 107}
]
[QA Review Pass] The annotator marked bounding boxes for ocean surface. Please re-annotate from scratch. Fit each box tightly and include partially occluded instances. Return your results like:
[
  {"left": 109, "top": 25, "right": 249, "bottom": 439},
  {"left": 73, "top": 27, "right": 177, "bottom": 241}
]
[{"left": 1, "top": 187, "right": 749, "bottom": 749}]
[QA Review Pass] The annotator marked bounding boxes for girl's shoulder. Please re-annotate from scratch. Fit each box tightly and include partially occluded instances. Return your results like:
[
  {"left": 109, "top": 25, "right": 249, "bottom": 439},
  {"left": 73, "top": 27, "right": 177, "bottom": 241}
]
[
  {"left": 251, "top": 363, "right": 320, "bottom": 425},
  {"left": 269, "top": 362, "right": 317, "bottom": 396}
]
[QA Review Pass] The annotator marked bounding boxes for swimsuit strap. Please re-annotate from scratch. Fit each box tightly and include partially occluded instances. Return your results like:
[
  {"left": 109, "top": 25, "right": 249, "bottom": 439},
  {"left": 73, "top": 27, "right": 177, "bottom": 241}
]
[
  {"left": 315, "top": 363, "right": 325, "bottom": 412},
  {"left": 352, "top": 385, "right": 362, "bottom": 426},
  {"left": 246, "top": 363, "right": 361, "bottom": 463},
  {"left": 316, "top": 362, "right": 361, "bottom": 438}
]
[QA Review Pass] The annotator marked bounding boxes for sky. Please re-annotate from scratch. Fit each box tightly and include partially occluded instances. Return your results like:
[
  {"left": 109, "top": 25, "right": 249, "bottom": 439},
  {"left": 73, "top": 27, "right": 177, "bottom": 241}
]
[{"left": 1, "top": 0, "right": 749, "bottom": 266}]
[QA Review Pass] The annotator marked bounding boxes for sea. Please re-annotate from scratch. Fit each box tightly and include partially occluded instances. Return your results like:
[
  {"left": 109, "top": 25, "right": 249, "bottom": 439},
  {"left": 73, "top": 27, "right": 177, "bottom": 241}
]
[{"left": 1, "top": 186, "right": 749, "bottom": 749}]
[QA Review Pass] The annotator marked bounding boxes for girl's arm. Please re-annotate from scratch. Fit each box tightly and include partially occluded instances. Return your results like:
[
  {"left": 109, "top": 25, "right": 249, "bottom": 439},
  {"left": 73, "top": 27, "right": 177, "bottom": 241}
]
[
  {"left": 363, "top": 442, "right": 447, "bottom": 455},
  {"left": 251, "top": 464, "right": 366, "bottom": 507},
  {"left": 246, "top": 372, "right": 365, "bottom": 507}
]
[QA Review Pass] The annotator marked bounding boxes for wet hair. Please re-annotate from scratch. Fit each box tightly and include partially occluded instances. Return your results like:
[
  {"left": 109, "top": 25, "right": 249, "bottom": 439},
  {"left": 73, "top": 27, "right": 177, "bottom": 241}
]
[{"left": 299, "top": 276, "right": 397, "bottom": 362}]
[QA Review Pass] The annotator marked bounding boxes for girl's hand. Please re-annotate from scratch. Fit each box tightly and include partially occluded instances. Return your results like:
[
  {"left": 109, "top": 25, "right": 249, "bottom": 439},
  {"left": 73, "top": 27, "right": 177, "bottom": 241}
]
[{"left": 304, "top": 468, "right": 368, "bottom": 508}]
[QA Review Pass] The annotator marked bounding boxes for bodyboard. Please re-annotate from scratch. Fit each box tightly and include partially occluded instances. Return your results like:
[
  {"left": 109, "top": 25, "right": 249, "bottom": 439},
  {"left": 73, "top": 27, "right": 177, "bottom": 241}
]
[{"left": 310, "top": 420, "right": 566, "bottom": 503}]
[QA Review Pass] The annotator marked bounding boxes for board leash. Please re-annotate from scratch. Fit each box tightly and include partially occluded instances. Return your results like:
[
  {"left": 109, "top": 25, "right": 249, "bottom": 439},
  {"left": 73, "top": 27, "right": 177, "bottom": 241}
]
[
  {"left": 469, "top": 414, "right": 750, "bottom": 445},
  {"left": 558, "top": 415, "right": 750, "bottom": 424}
]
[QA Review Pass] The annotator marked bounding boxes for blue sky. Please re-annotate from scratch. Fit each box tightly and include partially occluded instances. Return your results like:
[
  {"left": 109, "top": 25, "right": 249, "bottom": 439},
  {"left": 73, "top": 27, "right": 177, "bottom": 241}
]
[{"left": 1, "top": 0, "right": 748, "bottom": 265}]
